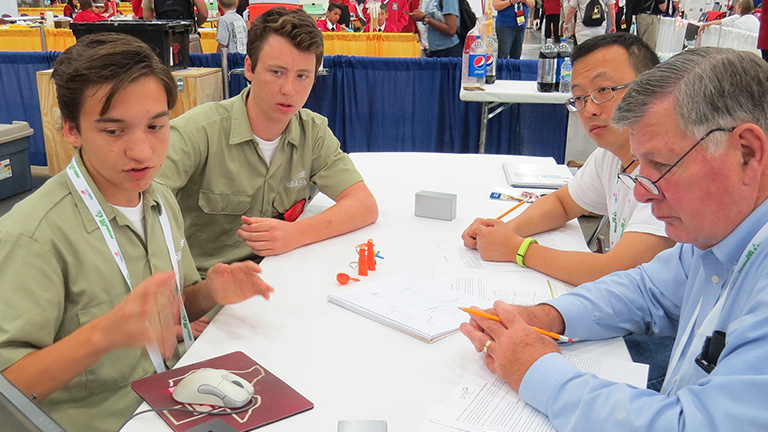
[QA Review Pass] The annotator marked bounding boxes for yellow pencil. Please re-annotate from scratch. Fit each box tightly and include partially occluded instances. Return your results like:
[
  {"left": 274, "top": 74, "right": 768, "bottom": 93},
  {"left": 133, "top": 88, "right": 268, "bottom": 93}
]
[
  {"left": 496, "top": 200, "right": 526, "bottom": 220},
  {"left": 459, "top": 307, "right": 573, "bottom": 343}
]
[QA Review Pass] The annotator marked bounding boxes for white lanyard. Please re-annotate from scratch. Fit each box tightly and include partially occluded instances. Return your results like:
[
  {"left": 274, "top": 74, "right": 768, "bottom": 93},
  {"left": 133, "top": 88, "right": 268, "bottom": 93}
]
[
  {"left": 66, "top": 157, "right": 194, "bottom": 373},
  {"left": 609, "top": 163, "right": 634, "bottom": 249},
  {"left": 661, "top": 222, "right": 768, "bottom": 395}
]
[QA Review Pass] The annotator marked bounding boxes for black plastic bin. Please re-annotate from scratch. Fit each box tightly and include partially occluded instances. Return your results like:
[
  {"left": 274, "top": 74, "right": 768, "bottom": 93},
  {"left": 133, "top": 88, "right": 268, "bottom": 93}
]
[{"left": 70, "top": 21, "right": 194, "bottom": 70}]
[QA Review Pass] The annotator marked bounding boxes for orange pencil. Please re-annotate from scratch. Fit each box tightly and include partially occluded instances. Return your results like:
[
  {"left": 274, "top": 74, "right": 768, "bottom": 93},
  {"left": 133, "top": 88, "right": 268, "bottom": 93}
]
[
  {"left": 496, "top": 200, "right": 526, "bottom": 220},
  {"left": 459, "top": 307, "right": 573, "bottom": 343}
]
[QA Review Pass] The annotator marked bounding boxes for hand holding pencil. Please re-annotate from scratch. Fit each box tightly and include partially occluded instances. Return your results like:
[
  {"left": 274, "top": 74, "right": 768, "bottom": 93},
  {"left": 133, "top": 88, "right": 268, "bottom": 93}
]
[
  {"left": 459, "top": 300, "right": 564, "bottom": 392},
  {"left": 459, "top": 307, "right": 572, "bottom": 343}
]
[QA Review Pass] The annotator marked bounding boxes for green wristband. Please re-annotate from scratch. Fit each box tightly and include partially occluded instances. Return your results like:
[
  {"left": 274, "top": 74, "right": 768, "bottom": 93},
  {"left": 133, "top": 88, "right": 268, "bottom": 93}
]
[{"left": 516, "top": 238, "right": 539, "bottom": 268}]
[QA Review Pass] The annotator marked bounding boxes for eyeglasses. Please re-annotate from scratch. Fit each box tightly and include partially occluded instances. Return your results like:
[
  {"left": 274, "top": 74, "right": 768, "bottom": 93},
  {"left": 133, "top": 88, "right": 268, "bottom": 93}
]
[
  {"left": 617, "top": 127, "right": 735, "bottom": 196},
  {"left": 564, "top": 82, "right": 633, "bottom": 112}
]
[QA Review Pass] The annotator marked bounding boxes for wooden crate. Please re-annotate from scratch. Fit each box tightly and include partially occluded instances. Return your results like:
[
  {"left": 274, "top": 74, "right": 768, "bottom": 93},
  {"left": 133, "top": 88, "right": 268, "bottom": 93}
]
[{"left": 36, "top": 67, "right": 223, "bottom": 175}]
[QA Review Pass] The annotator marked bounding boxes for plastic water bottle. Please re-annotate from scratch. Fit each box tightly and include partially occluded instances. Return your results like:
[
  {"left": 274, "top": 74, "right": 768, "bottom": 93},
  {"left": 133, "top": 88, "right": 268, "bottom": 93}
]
[
  {"left": 462, "top": 21, "right": 486, "bottom": 89},
  {"left": 556, "top": 38, "right": 572, "bottom": 92},
  {"left": 485, "top": 32, "right": 498, "bottom": 85},
  {"left": 537, "top": 38, "right": 557, "bottom": 92},
  {"left": 559, "top": 57, "right": 572, "bottom": 93}
]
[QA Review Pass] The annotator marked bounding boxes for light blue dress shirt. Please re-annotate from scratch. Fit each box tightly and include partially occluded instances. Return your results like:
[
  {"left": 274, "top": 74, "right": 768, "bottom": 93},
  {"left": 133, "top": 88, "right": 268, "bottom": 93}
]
[{"left": 518, "top": 199, "right": 768, "bottom": 431}]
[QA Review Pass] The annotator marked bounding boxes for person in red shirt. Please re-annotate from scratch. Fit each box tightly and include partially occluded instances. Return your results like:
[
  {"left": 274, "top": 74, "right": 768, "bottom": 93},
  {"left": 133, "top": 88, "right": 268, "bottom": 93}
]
[
  {"left": 361, "top": 0, "right": 409, "bottom": 32},
  {"left": 73, "top": 0, "right": 107, "bottom": 22},
  {"left": 363, "top": 3, "right": 397, "bottom": 31},
  {"left": 399, "top": 0, "right": 420, "bottom": 33},
  {"left": 317, "top": 2, "right": 347, "bottom": 31},
  {"left": 542, "top": 0, "right": 561, "bottom": 40},
  {"left": 131, "top": 0, "right": 143, "bottom": 18},
  {"left": 63, "top": 0, "right": 78, "bottom": 18}
]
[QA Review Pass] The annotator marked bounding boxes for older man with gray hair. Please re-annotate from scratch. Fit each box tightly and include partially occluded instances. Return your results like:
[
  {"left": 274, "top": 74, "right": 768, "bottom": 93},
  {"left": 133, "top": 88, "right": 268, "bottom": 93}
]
[{"left": 460, "top": 46, "right": 768, "bottom": 430}]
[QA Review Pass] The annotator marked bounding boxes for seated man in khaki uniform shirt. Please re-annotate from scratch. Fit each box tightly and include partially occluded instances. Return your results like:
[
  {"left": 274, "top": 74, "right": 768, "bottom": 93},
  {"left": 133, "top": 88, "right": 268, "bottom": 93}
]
[
  {"left": 0, "top": 34, "right": 274, "bottom": 431},
  {"left": 158, "top": 8, "right": 379, "bottom": 276}
]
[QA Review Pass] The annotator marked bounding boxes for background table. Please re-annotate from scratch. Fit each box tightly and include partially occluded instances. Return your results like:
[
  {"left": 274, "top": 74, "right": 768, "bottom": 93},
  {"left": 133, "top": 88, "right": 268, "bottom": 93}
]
[
  {"left": 122, "top": 152, "right": 631, "bottom": 432},
  {"left": 460, "top": 80, "right": 571, "bottom": 154}
]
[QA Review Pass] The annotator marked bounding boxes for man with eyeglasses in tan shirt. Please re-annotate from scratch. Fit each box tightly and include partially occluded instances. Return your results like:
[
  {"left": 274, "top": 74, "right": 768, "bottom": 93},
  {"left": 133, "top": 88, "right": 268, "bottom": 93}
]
[{"left": 462, "top": 33, "right": 675, "bottom": 287}]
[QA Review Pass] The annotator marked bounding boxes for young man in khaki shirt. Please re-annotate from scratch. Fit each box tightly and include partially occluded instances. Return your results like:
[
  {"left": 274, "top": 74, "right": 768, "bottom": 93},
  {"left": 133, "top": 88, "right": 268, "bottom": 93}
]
[
  {"left": 159, "top": 8, "right": 378, "bottom": 276},
  {"left": 0, "top": 34, "right": 274, "bottom": 431}
]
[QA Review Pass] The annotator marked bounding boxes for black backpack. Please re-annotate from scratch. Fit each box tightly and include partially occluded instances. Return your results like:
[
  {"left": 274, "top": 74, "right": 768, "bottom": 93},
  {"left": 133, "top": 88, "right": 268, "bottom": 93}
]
[
  {"left": 581, "top": 0, "right": 605, "bottom": 27},
  {"left": 439, "top": 0, "right": 477, "bottom": 43},
  {"left": 154, "top": 0, "right": 195, "bottom": 21}
]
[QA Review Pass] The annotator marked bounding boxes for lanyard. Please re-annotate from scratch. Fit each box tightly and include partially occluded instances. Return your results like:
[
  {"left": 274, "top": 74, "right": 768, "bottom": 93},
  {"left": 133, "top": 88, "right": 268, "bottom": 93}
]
[
  {"left": 661, "top": 222, "right": 768, "bottom": 395},
  {"left": 66, "top": 157, "right": 194, "bottom": 373},
  {"left": 609, "top": 163, "right": 635, "bottom": 249}
]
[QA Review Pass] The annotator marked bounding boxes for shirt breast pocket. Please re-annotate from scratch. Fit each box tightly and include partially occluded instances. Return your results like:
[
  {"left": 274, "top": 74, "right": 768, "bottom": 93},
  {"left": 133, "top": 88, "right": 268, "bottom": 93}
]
[
  {"left": 197, "top": 191, "right": 252, "bottom": 246},
  {"left": 272, "top": 185, "right": 313, "bottom": 221},
  {"left": 77, "top": 300, "right": 155, "bottom": 394}
]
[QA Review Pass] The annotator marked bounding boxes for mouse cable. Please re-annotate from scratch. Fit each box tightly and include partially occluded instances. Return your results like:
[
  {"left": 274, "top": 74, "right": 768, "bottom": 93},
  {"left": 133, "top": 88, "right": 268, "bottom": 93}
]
[{"left": 118, "top": 398, "right": 257, "bottom": 430}]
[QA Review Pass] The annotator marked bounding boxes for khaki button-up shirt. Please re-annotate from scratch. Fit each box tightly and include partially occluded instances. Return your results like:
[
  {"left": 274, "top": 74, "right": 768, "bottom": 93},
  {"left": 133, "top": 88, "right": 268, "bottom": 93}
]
[
  {"left": 159, "top": 87, "right": 363, "bottom": 275},
  {"left": 0, "top": 153, "right": 199, "bottom": 431}
]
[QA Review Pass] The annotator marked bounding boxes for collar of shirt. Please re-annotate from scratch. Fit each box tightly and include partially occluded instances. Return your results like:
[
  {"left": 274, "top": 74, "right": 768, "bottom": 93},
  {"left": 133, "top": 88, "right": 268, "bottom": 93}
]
[
  {"left": 327, "top": 21, "right": 336, "bottom": 31},
  {"left": 65, "top": 151, "right": 163, "bottom": 234},
  {"left": 709, "top": 197, "right": 768, "bottom": 268},
  {"left": 229, "top": 86, "right": 300, "bottom": 149}
]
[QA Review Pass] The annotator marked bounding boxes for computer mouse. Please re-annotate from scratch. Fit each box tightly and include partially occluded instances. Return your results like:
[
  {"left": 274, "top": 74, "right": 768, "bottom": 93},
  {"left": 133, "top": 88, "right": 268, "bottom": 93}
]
[{"left": 172, "top": 368, "right": 254, "bottom": 408}]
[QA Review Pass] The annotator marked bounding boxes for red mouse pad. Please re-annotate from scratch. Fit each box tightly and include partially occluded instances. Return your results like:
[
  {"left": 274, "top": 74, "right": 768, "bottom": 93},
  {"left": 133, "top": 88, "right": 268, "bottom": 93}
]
[{"left": 131, "top": 351, "right": 313, "bottom": 431}]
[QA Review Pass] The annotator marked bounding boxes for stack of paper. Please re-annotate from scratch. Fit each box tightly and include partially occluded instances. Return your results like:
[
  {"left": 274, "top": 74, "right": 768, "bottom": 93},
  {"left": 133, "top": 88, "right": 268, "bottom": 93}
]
[{"left": 328, "top": 273, "right": 490, "bottom": 343}]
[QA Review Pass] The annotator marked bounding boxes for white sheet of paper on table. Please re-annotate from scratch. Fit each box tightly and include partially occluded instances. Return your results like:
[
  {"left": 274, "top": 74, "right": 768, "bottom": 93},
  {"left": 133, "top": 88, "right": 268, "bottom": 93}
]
[{"left": 423, "top": 353, "right": 649, "bottom": 432}]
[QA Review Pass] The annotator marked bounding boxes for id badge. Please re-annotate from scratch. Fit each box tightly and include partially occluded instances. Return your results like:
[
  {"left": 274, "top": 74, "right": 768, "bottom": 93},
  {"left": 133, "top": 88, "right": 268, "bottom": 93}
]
[
  {"left": 516, "top": 9, "right": 525, "bottom": 25},
  {"left": 620, "top": 19, "right": 627, "bottom": 29}
]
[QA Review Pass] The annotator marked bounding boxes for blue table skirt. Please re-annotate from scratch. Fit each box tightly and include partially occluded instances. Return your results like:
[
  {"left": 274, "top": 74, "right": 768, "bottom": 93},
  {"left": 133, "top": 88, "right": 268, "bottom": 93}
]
[{"left": 0, "top": 52, "right": 568, "bottom": 167}]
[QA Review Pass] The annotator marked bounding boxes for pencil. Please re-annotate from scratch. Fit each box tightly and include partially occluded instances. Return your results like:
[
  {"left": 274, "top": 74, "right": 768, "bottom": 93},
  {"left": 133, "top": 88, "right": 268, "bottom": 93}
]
[
  {"left": 458, "top": 307, "right": 573, "bottom": 343},
  {"left": 496, "top": 200, "right": 526, "bottom": 220}
]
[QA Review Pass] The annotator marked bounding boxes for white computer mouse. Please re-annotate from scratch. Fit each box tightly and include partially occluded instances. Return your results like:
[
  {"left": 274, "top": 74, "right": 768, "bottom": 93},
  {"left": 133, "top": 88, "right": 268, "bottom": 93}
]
[{"left": 172, "top": 368, "right": 254, "bottom": 408}]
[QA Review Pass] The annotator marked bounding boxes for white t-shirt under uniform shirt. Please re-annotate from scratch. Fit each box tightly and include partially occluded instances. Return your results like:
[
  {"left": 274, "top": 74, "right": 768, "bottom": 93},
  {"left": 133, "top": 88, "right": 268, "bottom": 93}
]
[{"left": 567, "top": 147, "right": 668, "bottom": 249}]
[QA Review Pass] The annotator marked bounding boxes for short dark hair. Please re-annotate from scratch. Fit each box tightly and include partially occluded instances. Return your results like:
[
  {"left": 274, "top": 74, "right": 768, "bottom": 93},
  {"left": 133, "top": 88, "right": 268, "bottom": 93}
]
[
  {"left": 79, "top": 0, "right": 93, "bottom": 10},
  {"left": 572, "top": 33, "right": 659, "bottom": 76},
  {"left": 51, "top": 33, "right": 177, "bottom": 130},
  {"left": 246, "top": 7, "right": 324, "bottom": 74},
  {"left": 328, "top": 2, "right": 342, "bottom": 12}
]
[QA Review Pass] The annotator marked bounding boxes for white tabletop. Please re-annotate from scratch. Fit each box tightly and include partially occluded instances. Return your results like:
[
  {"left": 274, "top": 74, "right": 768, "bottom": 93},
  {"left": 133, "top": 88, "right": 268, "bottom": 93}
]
[
  {"left": 4, "top": 16, "right": 44, "bottom": 22},
  {"left": 122, "top": 152, "right": 629, "bottom": 431},
  {"left": 459, "top": 80, "right": 572, "bottom": 104}
]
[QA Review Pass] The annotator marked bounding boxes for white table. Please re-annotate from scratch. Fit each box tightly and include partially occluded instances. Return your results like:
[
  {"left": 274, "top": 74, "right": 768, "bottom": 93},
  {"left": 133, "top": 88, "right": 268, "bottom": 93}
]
[
  {"left": 459, "top": 80, "right": 571, "bottom": 154},
  {"left": 122, "top": 152, "right": 630, "bottom": 432}
]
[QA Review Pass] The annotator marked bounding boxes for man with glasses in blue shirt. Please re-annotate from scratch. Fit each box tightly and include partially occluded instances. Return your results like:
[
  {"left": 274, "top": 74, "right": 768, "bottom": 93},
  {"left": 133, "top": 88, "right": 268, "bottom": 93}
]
[
  {"left": 461, "top": 47, "right": 768, "bottom": 430},
  {"left": 462, "top": 33, "right": 674, "bottom": 287}
]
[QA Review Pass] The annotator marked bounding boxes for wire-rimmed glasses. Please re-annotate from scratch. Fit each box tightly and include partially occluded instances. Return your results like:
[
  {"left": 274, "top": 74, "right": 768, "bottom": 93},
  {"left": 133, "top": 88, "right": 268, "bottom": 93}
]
[{"left": 617, "top": 127, "right": 735, "bottom": 195}]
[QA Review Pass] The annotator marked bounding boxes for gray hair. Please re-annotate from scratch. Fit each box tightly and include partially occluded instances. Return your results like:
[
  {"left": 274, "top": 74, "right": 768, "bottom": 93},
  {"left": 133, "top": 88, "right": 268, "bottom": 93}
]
[{"left": 613, "top": 47, "right": 768, "bottom": 153}]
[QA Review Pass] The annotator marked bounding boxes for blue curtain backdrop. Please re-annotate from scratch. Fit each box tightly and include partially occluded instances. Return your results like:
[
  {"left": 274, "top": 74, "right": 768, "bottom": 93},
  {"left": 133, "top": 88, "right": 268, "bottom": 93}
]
[
  {"left": 0, "top": 52, "right": 60, "bottom": 167},
  {"left": 0, "top": 52, "right": 568, "bottom": 167}
]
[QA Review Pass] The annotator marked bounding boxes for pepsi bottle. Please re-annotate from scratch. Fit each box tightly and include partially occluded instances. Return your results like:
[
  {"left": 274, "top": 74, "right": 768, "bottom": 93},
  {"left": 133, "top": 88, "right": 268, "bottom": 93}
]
[
  {"left": 462, "top": 20, "right": 486, "bottom": 89},
  {"left": 537, "top": 38, "right": 557, "bottom": 92}
]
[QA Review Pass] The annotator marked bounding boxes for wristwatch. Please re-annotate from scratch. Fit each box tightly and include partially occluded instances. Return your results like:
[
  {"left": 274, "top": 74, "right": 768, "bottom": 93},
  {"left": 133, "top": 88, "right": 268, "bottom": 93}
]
[{"left": 516, "top": 238, "right": 539, "bottom": 268}]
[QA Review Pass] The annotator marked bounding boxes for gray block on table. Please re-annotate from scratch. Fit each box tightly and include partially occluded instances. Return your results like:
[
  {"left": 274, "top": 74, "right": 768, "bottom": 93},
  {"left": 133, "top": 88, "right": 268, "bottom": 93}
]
[{"left": 415, "top": 190, "right": 457, "bottom": 221}]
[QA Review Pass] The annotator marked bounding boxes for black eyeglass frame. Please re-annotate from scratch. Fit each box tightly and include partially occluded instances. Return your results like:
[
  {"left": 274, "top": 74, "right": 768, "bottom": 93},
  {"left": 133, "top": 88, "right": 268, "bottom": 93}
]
[
  {"left": 617, "top": 127, "right": 736, "bottom": 196},
  {"left": 564, "top": 82, "right": 634, "bottom": 112}
]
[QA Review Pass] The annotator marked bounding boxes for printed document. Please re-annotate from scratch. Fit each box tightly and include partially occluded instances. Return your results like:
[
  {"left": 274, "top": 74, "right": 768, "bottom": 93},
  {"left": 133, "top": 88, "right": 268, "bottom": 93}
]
[{"left": 424, "top": 353, "right": 648, "bottom": 432}]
